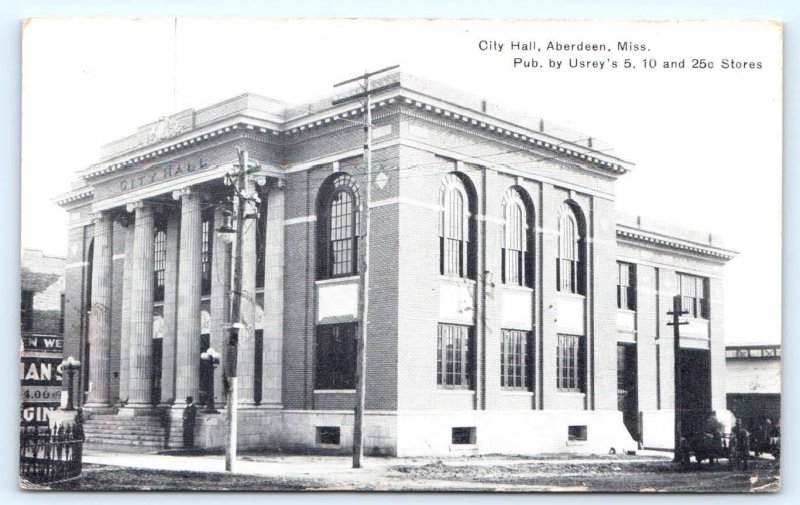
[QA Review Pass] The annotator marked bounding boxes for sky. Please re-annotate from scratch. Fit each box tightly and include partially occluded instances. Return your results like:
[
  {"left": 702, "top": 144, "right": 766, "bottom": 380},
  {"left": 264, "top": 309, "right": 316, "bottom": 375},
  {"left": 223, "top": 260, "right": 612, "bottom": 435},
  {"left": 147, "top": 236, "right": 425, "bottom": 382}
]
[{"left": 20, "top": 18, "right": 782, "bottom": 345}]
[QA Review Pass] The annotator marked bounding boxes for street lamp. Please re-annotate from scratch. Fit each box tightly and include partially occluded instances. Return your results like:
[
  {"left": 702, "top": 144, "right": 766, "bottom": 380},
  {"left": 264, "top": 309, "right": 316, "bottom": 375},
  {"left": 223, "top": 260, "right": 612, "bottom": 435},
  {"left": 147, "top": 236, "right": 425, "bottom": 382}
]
[
  {"left": 199, "top": 347, "right": 221, "bottom": 413},
  {"left": 60, "top": 356, "right": 81, "bottom": 411}
]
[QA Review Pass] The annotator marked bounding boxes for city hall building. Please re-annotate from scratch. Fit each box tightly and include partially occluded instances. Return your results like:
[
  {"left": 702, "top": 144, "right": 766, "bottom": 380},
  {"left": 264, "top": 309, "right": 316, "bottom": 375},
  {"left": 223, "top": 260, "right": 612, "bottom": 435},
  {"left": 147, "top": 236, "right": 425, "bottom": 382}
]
[{"left": 55, "top": 73, "right": 737, "bottom": 455}]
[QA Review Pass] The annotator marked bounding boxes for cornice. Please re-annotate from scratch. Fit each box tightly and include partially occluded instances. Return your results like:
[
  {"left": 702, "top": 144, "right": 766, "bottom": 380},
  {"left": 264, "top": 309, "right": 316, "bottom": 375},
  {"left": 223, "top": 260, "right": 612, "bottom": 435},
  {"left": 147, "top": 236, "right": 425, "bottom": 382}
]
[
  {"left": 76, "top": 86, "right": 632, "bottom": 184},
  {"left": 616, "top": 225, "right": 738, "bottom": 261},
  {"left": 53, "top": 188, "right": 94, "bottom": 207}
]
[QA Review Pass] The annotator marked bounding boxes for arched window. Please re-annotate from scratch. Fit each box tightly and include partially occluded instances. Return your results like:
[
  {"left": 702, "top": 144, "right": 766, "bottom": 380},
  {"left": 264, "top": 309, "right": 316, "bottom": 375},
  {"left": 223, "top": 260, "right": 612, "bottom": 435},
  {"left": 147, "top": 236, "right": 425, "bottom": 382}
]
[
  {"left": 317, "top": 173, "right": 360, "bottom": 279},
  {"left": 557, "top": 202, "right": 585, "bottom": 295},
  {"left": 501, "top": 188, "right": 534, "bottom": 287},
  {"left": 439, "top": 173, "right": 474, "bottom": 278}
]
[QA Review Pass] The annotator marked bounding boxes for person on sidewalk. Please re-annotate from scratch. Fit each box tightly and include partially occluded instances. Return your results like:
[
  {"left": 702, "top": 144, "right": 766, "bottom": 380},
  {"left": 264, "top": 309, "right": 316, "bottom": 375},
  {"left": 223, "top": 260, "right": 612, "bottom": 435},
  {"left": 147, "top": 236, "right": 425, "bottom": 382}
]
[{"left": 183, "top": 396, "right": 197, "bottom": 449}]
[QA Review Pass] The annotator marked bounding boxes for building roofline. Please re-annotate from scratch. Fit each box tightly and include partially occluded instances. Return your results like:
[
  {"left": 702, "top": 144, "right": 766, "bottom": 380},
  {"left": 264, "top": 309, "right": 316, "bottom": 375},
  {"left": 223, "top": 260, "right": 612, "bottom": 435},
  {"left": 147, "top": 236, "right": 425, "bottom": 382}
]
[{"left": 75, "top": 71, "right": 633, "bottom": 182}]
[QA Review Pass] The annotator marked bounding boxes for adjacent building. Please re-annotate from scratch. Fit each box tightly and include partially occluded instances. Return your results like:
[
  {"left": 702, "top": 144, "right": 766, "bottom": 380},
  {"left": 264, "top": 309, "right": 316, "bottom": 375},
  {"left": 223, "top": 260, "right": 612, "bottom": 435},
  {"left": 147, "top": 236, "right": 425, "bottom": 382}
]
[
  {"left": 725, "top": 344, "right": 781, "bottom": 431},
  {"left": 54, "top": 73, "right": 737, "bottom": 455},
  {"left": 20, "top": 249, "right": 66, "bottom": 426}
]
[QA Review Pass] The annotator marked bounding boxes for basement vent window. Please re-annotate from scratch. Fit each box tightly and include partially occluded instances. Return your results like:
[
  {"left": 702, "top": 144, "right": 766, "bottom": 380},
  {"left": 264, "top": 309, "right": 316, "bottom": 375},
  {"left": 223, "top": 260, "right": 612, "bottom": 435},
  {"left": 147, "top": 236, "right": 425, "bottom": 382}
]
[
  {"left": 568, "top": 425, "right": 588, "bottom": 441},
  {"left": 316, "top": 426, "right": 341, "bottom": 445},
  {"left": 452, "top": 427, "right": 477, "bottom": 445}
]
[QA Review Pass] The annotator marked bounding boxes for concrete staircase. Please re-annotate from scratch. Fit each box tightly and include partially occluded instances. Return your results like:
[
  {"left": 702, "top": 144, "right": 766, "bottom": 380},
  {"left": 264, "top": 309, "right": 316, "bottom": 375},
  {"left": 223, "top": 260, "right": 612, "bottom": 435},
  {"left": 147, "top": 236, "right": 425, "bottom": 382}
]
[{"left": 83, "top": 413, "right": 171, "bottom": 449}]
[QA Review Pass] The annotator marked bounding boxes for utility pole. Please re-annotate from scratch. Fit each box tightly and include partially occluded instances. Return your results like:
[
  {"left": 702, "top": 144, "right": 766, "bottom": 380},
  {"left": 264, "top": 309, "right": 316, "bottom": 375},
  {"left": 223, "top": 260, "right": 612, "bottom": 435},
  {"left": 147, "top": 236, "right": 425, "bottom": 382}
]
[
  {"left": 333, "top": 65, "right": 398, "bottom": 469},
  {"left": 222, "top": 147, "right": 259, "bottom": 472},
  {"left": 667, "top": 294, "right": 689, "bottom": 462}
]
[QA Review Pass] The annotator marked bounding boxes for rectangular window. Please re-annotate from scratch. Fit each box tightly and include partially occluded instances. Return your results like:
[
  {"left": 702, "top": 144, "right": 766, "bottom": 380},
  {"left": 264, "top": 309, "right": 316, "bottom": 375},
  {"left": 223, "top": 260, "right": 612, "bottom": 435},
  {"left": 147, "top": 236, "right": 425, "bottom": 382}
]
[
  {"left": 617, "top": 262, "right": 636, "bottom": 310},
  {"left": 153, "top": 228, "right": 167, "bottom": 302},
  {"left": 677, "top": 273, "right": 710, "bottom": 319},
  {"left": 501, "top": 329, "right": 533, "bottom": 390},
  {"left": 316, "top": 426, "right": 341, "bottom": 445},
  {"left": 437, "top": 324, "right": 474, "bottom": 389},
  {"left": 452, "top": 427, "right": 476, "bottom": 445},
  {"left": 315, "top": 323, "right": 357, "bottom": 390},
  {"left": 21, "top": 290, "right": 34, "bottom": 332},
  {"left": 557, "top": 334, "right": 584, "bottom": 392},
  {"left": 568, "top": 425, "right": 588, "bottom": 441},
  {"left": 201, "top": 213, "right": 213, "bottom": 295}
]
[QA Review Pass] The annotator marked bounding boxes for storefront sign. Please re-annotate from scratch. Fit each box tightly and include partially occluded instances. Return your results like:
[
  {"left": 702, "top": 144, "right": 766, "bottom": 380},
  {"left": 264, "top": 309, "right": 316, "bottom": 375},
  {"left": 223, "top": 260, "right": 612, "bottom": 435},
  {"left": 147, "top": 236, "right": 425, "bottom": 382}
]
[
  {"left": 20, "top": 356, "right": 63, "bottom": 387},
  {"left": 22, "top": 334, "right": 63, "bottom": 353}
]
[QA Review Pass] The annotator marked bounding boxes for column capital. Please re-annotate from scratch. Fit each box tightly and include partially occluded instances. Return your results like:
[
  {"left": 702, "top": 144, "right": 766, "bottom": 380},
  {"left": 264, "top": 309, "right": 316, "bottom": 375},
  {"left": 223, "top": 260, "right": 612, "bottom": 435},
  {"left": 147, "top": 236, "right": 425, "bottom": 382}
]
[
  {"left": 172, "top": 187, "right": 194, "bottom": 200},
  {"left": 126, "top": 200, "right": 146, "bottom": 213},
  {"left": 91, "top": 211, "right": 108, "bottom": 224}
]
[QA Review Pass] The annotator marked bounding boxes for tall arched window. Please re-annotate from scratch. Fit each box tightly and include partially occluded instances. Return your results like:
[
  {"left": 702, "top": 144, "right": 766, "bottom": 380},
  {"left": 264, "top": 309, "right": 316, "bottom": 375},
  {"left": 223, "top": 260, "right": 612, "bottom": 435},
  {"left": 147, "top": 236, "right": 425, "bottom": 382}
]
[
  {"left": 439, "top": 173, "right": 474, "bottom": 278},
  {"left": 317, "top": 173, "right": 360, "bottom": 279},
  {"left": 557, "top": 202, "right": 585, "bottom": 295},
  {"left": 502, "top": 188, "right": 534, "bottom": 287}
]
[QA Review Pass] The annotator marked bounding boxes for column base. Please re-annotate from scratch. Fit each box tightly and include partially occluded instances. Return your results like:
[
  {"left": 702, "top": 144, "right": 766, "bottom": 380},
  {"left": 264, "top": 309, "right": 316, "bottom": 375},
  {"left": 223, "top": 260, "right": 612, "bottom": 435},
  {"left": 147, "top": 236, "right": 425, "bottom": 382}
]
[
  {"left": 82, "top": 403, "right": 116, "bottom": 415},
  {"left": 117, "top": 404, "right": 159, "bottom": 417}
]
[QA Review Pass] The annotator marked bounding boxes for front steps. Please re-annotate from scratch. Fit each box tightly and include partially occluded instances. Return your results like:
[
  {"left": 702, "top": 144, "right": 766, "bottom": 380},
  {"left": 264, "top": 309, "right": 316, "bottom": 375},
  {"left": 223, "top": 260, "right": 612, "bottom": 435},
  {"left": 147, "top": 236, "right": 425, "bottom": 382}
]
[{"left": 83, "top": 412, "right": 171, "bottom": 449}]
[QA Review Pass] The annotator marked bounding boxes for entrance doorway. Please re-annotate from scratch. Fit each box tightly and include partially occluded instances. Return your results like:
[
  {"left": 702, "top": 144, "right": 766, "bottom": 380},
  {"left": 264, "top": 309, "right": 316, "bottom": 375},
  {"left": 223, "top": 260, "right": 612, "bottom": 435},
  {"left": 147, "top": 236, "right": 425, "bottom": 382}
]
[
  {"left": 199, "top": 334, "right": 212, "bottom": 407},
  {"left": 152, "top": 338, "right": 162, "bottom": 405},
  {"left": 678, "top": 348, "right": 711, "bottom": 438},
  {"left": 617, "top": 343, "right": 639, "bottom": 440}
]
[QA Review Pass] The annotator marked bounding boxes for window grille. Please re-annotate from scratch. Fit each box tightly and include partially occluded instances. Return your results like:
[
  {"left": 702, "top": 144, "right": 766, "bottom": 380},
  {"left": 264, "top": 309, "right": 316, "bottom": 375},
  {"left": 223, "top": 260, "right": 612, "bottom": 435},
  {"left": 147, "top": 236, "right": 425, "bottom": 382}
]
[
  {"left": 153, "top": 228, "right": 166, "bottom": 302},
  {"left": 557, "top": 334, "right": 584, "bottom": 392},
  {"left": 437, "top": 324, "right": 474, "bottom": 389},
  {"left": 501, "top": 329, "right": 532, "bottom": 390}
]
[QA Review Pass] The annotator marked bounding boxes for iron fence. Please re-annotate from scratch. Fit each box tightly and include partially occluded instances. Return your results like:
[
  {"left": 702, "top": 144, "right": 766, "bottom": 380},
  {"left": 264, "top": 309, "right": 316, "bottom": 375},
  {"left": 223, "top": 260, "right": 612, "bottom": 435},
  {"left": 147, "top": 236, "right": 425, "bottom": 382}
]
[{"left": 19, "top": 422, "right": 83, "bottom": 485}]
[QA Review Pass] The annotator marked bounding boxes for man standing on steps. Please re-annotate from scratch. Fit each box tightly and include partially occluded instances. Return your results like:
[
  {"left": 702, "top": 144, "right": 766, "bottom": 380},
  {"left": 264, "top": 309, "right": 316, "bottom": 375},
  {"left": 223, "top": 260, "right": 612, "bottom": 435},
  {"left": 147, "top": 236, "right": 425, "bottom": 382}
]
[{"left": 182, "top": 396, "right": 197, "bottom": 449}]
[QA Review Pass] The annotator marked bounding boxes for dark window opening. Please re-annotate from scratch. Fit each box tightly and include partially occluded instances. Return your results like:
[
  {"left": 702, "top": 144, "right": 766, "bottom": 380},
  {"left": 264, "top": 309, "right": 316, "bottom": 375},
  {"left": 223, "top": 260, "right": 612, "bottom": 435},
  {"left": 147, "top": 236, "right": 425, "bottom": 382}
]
[
  {"left": 677, "top": 273, "right": 710, "bottom": 319},
  {"left": 617, "top": 262, "right": 637, "bottom": 310},
  {"left": 452, "top": 427, "right": 476, "bottom": 445},
  {"left": 315, "top": 323, "right": 358, "bottom": 390},
  {"left": 201, "top": 211, "right": 214, "bottom": 295},
  {"left": 501, "top": 329, "right": 533, "bottom": 390},
  {"left": 153, "top": 227, "right": 167, "bottom": 302},
  {"left": 21, "top": 290, "right": 34, "bottom": 332},
  {"left": 254, "top": 329, "right": 263, "bottom": 404},
  {"left": 316, "top": 426, "right": 341, "bottom": 445},
  {"left": 199, "top": 333, "right": 212, "bottom": 407},
  {"left": 255, "top": 192, "right": 266, "bottom": 289},
  {"left": 437, "top": 324, "right": 474, "bottom": 389},
  {"left": 557, "top": 334, "right": 585, "bottom": 392},
  {"left": 568, "top": 425, "right": 588, "bottom": 441}
]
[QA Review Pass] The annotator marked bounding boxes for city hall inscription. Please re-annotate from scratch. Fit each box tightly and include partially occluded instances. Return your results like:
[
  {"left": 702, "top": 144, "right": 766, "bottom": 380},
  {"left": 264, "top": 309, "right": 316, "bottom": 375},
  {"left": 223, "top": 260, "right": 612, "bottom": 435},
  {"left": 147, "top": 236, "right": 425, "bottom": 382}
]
[{"left": 111, "top": 157, "right": 211, "bottom": 195}]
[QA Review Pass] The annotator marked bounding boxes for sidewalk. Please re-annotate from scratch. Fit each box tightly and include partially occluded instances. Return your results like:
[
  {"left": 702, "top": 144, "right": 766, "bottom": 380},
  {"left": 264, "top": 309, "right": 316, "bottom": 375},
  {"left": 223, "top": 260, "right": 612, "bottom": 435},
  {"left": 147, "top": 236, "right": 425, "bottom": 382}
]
[{"left": 83, "top": 447, "right": 673, "bottom": 480}]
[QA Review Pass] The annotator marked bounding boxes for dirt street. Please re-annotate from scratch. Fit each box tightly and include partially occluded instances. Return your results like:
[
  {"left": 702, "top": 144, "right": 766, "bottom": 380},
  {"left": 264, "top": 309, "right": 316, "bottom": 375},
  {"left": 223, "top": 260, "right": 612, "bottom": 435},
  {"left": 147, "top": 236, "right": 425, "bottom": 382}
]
[{"left": 44, "top": 453, "right": 780, "bottom": 492}]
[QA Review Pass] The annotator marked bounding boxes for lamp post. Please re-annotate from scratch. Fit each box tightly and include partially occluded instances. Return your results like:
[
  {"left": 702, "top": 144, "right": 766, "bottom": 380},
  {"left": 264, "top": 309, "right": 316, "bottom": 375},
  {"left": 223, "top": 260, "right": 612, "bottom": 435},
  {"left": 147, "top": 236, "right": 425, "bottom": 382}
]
[
  {"left": 60, "top": 356, "right": 81, "bottom": 411},
  {"left": 200, "top": 347, "right": 221, "bottom": 413}
]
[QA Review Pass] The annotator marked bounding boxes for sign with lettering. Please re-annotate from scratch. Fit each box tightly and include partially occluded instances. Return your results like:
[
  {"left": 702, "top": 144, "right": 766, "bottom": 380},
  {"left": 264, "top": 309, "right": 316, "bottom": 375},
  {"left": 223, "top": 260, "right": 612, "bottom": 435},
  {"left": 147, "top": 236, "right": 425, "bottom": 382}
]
[
  {"left": 115, "top": 158, "right": 210, "bottom": 194},
  {"left": 22, "top": 334, "right": 63, "bottom": 353},
  {"left": 20, "top": 402, "right": 61, "bottom": 427},
  {"left": 20, "top": 356, "right": 63, "bottom": 386}
]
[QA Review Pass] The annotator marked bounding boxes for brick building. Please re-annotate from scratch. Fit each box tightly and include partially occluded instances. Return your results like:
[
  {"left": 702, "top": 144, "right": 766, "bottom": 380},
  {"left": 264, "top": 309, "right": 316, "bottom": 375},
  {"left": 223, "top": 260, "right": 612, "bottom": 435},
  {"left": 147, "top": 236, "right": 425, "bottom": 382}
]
[
  {"left": 20, "top": 249, "right": 65, "bottom": 425},
  {"left": 54, "top": 73, "right": 737, "bottom": 455}
]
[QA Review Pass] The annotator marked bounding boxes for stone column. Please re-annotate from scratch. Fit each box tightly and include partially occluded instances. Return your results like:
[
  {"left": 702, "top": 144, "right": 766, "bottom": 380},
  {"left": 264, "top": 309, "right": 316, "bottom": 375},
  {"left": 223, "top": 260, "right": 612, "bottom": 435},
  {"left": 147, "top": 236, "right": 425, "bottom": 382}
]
[
  {"left": 173, "top": 188, "right": 203, "bottom": 407},
  {"left": 85, "top": 212, "right": 113, "bottom": 409},
  {"left": 118, "top": 217, "right": 135, "bottom": 403},
  {"left": 125, "top": 201, "right": 155, "bottom": 410},
  {"left": 261, "top": 182, "right": 285, "bottom": 407},
  {"left": 210, "top": 206, "right": 232, "bottom": 407},
  {"left": 237, "top": 178, "right": 258, "bottom": 406}
]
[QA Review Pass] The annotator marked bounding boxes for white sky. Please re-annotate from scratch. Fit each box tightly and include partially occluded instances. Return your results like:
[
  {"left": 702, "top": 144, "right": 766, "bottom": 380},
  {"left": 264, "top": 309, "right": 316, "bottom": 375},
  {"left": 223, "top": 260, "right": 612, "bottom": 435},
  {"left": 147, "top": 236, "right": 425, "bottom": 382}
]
[{"left": 21, "top": 18, "right": 782, "bottom": 345}]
